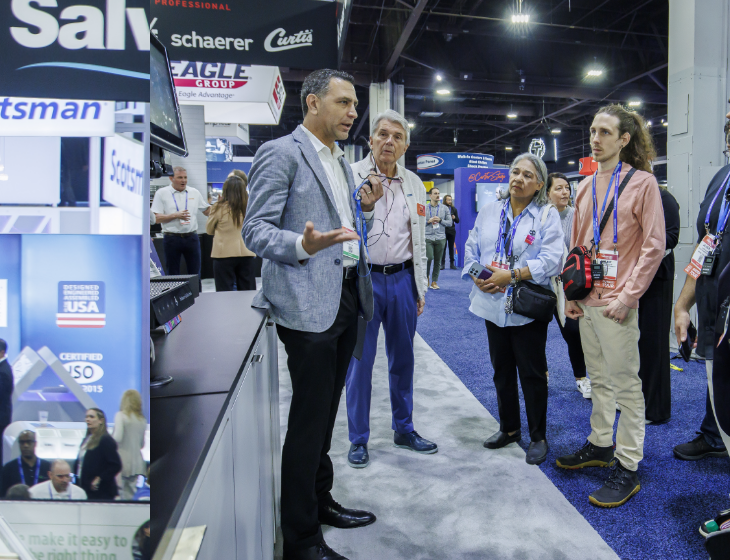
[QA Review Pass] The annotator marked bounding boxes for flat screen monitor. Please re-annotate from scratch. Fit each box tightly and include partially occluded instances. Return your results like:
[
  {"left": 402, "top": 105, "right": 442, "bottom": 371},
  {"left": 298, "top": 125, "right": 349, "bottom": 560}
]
[{"left": 150, "top": 33, "right": 188, "bottom": 157}]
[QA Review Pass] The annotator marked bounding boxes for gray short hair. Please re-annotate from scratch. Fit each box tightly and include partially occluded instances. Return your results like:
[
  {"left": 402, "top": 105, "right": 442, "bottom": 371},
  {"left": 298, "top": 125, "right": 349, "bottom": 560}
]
[
  {"left": 509, "top": 153, "right": 549, "bottom": 206},
  {"left": 371, "top": 109, "right": 410, "bottom": 144},
  {"left": 172, "top": 166, "right": 187, "bottom": 176},
  {"left": 300, "top": 69, "right": 355, "bottom": 118}
]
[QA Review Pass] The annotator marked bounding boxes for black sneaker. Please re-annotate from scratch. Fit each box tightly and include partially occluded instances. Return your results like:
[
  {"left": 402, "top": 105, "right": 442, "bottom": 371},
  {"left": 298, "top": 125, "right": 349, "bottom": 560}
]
[
  {"left": 589, "top": 459, "right": 640, "bottom": 508},
  {"left": 556, "top": 440, "right": 614, "bottom": 469},
  {"left": 673, "top": 433, "right": 728, "bottom": 461}
]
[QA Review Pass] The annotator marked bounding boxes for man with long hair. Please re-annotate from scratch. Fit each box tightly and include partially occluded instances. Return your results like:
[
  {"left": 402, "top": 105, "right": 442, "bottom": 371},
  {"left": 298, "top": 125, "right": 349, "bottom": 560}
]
[{"left": 558, "top": 104, "right": 665, "bottom": 507}]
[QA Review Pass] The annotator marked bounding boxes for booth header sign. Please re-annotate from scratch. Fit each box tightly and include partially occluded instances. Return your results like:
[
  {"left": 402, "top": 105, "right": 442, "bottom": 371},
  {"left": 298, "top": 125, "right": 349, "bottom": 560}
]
[
  {"left": 151, "top": 0, "right": 338, "bottom": 68},
  {"left": 103, "top": 134, "right": 145, "bottom": 218},
  {"left": 0, "top": 97, "right": 115, "bottom": 136},
  {"left": 0, "top": 0, "right": 150, "bottom": 101},
  {"left": 417, "top": 153, "right": 495, "bottom": 174}
]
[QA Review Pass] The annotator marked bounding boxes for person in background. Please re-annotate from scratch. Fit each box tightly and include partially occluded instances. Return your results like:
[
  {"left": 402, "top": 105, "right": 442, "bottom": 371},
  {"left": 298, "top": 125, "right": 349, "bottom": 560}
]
[
  {"left": 113, "top": 390, "right": 148, "bottom": 500},
  {"left": 0, "top": 339, "right": 12, "bottom": 475},
  {"left": 230, "top": 168, "right": 249, "bottom": 182},
  {"left": 345, "top": 110, "right": 433, "bottom": 469},
  {"left": 425, "top": 187, "right": 452, "bottom": 289},
  {"left": 134, "top": 467, "right": 150, "bottom": 501},
  {"left": 75, "top": 408, "right": 122, "bottom": 501},
  {"left": 132, "top": 520, "right": 151, "bottom": 560},
  {"left": 1, "top": 430, "right": 51, "bottom": 497},
  {"left": 29, "top": 460, "right": 87, "bottom": 500},
  {"left": 638, "top": 185, "right": 680, "bottom": 424},
  {"left": 673, "top": 105, "right": 730, "bottom": 461},
  {"left": 5, "top": 484, "right": 30, "bottom": 500},
  {"left": 559, "top": 104, "right": 665, "bottom": 508},
  {"left": 441, "top": 194, "right": 460, "bottom": 270},
  {"left": 545, "top": 173, "right": 591, "bottom": 398},
  {"left": 206, "top": 174, "right": 257, "bottom": 291},
  {"left": 151, "top": 167, "right": 211, "bottom": 276},
  {"left": 463, "top": 153, "right": 563, "bottom": 466}
]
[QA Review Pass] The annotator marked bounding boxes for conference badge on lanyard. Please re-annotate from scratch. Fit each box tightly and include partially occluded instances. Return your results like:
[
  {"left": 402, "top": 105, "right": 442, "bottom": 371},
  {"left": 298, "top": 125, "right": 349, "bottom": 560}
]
[
  {"left": 342, "top": 227, "right": 360, "bottom": 261},
  {"left": 594, "top": 250, "right": 618, "bottom": 288},
  {"left": 684, "top": 234, "right": 717, "bottom": 279}
]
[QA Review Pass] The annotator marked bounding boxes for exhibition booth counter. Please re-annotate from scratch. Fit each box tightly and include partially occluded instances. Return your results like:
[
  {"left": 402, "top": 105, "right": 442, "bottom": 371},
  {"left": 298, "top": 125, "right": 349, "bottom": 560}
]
[{"left": 150, "top": 291, "right": 280, "bottom": 560}]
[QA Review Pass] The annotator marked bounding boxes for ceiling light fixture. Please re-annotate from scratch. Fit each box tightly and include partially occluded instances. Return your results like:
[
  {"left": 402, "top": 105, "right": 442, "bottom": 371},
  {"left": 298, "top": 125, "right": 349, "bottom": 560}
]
[
  {"left": 436, "top": 74, "right": 443, "bottom": 82},
  {"left": 419, "top": 111, "right": 443, "bottom": 117},
  {"left": 628, "top": 100, "right": 642, "bottom": 107},
  {"left": 586, "top": 69, "right": 603, "bottom": 77},
  {"left": 551, "top": 128, "right": 561, "bottom": 134},
  {"left": 568, "top": 160, "right": 575, "bottom": 165},
  {"left": 647, "top": 121, "right": 653, "bottom": 127},
  {"left": 511, "top": 14, "right": 530, "bottom": 23},
  {"left": 436, "top": 89, "right": 451, "bottom": 95},
  {"left": 505, "top": 146, "right": 513, "bottom": 151},
  {"left": 507, "top": 113, "right": 517, "bottom": 119},
  {"left": 663, "top": 122, "right": 669, "bottom": 127},
  {"left": 408, "top": 122, "right": 415, "bottom": 128}
]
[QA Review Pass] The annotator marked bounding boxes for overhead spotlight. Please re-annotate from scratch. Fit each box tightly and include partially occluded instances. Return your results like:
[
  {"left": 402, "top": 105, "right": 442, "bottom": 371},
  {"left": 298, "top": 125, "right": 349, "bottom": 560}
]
[
  {"left": 628, "top": 100, "right": 642, "bottom": 107},
  {"left": 435, "top": 74, "right": 443, "bottom": 82},
  {"left": 505, "top": 146, "right": 513, "bottom": 151},
  {"left": 408, "top": 122, "right": 415, "bottom": 128},
  {"left": 586, "top": 69, "right": 603, "bottom": 77},
  {"left": 663, "top": 122, "right": 669, "bottom": 127},
  {"left": 661, "top": 118, "right": 665, "bottom": 123},
  {"left": 568, "top": 160, "right": 575, "bottom": 165},
  {"left": 551, "top": 128, "right": 561, "bottom": 134},
  {"left": 511, "top": 14, "right": 530, "bottom": 23},
  {"left": 647, "top": 121, "right": 653, "bottom": 127},
  {"left": 507, "top": 113, "right": 517, "bottom": 119},
  {"left": 436, "top": 89, "right": 451, "bottom": 95}
]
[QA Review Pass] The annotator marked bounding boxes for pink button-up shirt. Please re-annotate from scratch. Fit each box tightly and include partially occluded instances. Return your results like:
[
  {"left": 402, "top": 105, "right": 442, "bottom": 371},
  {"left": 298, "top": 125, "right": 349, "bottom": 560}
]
[{"left": 366, "top": 164, "right": 413, "bottom": 266}]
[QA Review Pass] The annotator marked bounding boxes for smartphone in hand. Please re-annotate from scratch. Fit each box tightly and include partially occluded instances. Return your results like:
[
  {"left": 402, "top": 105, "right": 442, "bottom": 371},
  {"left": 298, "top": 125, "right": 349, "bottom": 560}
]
[
  {"left": 679, "top": 321, "right": 698, "bottom": 362},
  {"left": 467, "top": 263, "right": 493, "bottom": 281}
]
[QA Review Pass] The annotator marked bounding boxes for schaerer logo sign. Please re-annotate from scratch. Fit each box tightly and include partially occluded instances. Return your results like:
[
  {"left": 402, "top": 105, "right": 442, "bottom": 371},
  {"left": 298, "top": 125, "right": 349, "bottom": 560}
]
[{"left": 1, "top": 0, "right": 150, "bottom": 101}]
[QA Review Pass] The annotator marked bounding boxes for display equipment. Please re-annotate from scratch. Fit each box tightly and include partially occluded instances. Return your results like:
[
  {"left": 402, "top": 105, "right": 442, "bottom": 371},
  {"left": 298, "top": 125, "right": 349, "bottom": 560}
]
[{"left": 150, "top": 33, "right": 188, "bottom": 158}]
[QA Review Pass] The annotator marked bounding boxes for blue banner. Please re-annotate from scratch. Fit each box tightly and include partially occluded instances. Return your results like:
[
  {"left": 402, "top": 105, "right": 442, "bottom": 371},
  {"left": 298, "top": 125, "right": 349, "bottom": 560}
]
[
  {"left": 207, "top": 161, "right": 253, "bottom": 183},
  {"left": 416, "top": 152, "right": 494, "bottom": 175}
]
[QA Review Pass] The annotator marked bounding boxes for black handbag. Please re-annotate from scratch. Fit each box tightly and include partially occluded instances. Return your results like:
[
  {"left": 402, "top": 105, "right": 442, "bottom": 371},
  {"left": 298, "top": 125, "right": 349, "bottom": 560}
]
[{"left": 512, "top": 280, "right": 557, "bottom": 323}]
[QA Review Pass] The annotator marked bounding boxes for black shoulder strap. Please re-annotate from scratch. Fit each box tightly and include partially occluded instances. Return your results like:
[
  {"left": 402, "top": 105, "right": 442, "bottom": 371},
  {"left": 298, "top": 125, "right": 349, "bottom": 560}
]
[{"left": 599, "top": 167, "right": 636, "bottom": 236}]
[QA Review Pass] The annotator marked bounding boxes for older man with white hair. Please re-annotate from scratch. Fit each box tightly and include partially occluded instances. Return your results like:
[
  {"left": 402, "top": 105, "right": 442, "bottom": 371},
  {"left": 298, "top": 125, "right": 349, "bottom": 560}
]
[
  {"left": 29, "top": 460, "right": 87, "bottom": 500},
  {"left": 345, "top": 110, "right": 436, "bottom": 468}
]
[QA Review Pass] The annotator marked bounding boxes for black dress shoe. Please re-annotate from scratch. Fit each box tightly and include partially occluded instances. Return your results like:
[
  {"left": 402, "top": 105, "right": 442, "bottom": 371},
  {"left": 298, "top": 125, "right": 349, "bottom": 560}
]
[
  {"left": 347, "top": 443, "right": 369, "bottom": 468},
  {"left": 483, "top": 430, "right": 521, "bottom": 449},
  {"left": 319, "top": 498, "right": 376, "bottom": 529},
  {"left": 393, "top": 430, "right": 438, "bottom": 453},
  {"left": 283, "top": 541, "right": 348, "bottom": 560},
  {"left": 525, "top": 440, "right": 548, "bottom": 465}
]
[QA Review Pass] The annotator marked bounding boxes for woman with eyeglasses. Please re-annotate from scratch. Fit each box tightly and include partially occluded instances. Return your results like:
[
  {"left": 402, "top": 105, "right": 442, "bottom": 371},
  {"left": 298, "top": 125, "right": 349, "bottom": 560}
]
[{"left": 462, "top": 153, "right": 563, "bottom": 465}]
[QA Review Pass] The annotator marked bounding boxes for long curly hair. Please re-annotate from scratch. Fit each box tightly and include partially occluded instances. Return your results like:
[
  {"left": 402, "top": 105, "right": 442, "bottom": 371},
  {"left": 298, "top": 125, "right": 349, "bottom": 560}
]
[{"left": 596, "top": 104, "right": 657, "bottom": 173}]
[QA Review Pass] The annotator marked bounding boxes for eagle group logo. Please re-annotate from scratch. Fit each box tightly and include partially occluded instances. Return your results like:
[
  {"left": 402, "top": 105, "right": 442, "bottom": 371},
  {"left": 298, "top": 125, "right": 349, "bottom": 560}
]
[{"left": 57, "top": 282, "right": 106, "bottom": 328}]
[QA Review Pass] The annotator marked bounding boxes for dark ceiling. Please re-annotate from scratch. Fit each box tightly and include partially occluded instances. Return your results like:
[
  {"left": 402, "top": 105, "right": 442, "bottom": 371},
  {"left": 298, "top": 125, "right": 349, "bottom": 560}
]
[{"left": 241, "top": 0, "right": 669, "bottom": 173}]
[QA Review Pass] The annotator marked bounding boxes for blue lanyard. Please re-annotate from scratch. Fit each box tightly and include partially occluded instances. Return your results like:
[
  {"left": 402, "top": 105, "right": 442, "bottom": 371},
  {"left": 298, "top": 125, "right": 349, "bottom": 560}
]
[
  {"left": 592, "top": 162, "right": 622, "bottom": 251},
  {"left": 704, "top": 168, "right": 730, "bottom": 238},
  {"left": 172, "top": 189, "right": 188, "bottom": 212},
  {"left": 352, "top": 178, "right": 372, "bottom": 277},
  {"left": 428, "top": 203, "right": 441, "bottom": 220},
  {"left": 495, "top": 200, "right": 526, "bottom": 263},
  {"left": 18, "top": 457, "right": 40, "bottom": 486}
]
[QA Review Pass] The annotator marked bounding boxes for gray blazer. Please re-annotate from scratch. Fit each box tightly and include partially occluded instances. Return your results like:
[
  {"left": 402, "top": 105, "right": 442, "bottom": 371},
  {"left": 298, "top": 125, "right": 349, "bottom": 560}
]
[{"left": 243, "top": 125, "right": 374, "bottom": 333}]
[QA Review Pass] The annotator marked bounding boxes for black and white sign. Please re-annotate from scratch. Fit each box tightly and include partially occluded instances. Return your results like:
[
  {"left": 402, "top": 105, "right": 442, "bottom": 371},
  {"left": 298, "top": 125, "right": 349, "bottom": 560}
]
[
  {"left": 520, "top": 135, "right": 558, "bottom": 163},
  {"left": 0, "top": 0, "right": 150, "bottom": 101},
  {"left": 150, "top": 0, "right": 338, "bottom": 68}
]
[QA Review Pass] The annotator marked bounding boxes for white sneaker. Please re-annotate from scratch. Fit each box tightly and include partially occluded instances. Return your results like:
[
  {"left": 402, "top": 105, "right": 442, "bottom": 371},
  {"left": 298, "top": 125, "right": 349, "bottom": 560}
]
[{"left": 576, "top": 377, "right": 592, "bottom": 399}]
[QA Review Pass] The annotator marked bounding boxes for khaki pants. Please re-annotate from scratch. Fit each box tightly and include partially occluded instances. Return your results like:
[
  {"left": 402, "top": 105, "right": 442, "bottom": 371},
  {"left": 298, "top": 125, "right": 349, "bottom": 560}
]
[
  {"left": 578, "top": 303, "right": 645, "bottom": 471},
  {"left": 706, "top": 360, "right": 730, "bottom": 452}
]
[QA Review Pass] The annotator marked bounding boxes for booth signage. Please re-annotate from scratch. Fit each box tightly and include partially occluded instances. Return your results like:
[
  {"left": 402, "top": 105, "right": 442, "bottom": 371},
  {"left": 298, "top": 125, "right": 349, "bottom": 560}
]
[
  {"left": 417, "top": 152, "right": 495, "bottom": 174},
  {"left": 0, "top": 0, "right": 151, "bottom": 101},
  {"left": 103, "top": 134, "right": 145, "bottom": 218},
  {"left": 520, "top": 135, "right": 557, "bottom": 163},
  {"left": 0, "top": 97, "right": 115, "bottom": 137},
  {"left": 151, "top": 0, "right": 338, "bottom": 68}
]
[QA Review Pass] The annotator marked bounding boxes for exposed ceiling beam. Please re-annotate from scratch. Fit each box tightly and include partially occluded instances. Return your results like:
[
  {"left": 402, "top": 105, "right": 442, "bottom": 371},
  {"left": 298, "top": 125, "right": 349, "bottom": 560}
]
[
  {"left": 570, "top": 0, "right": 613, "bottom": 26},
  {"left": 648, "top": 72, "right": 667, "bottom": 92},
  {"left": 384, "top": 0, "right": 429, "bottom": 76}
]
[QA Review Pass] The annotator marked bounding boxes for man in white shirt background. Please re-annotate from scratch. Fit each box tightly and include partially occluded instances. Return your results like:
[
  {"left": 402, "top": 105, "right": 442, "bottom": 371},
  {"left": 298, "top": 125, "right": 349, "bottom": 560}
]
[
  {"left": 151, "top": 167, "right": 210, "bottom": 277},
  {"left": 29, "top": 460, "right": 87, "bottom": 500}
]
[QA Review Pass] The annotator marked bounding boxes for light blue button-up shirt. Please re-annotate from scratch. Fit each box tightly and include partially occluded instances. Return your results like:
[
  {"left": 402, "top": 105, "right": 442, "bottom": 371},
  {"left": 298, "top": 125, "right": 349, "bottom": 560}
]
[{"left": 461, "top": 197, "right": 564, "bottom": 327}]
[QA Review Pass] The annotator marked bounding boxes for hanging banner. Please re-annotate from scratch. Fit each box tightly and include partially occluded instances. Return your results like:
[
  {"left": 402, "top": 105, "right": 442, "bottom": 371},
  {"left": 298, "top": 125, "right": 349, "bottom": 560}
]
[
  {"left": 150, "top": 0, "right": 338, "bottom": 68},
  {"left": 103, "top": 134, "right": 146, "bottom": 218},
  {"left": 0, "top": 97, "right": 116, "bottom": 137},
  {"left": 417, "top": 153, "right": 495, "bottom": 174},
  {"left": 0, "top": 0, "right": 151, "bottom": 101}
]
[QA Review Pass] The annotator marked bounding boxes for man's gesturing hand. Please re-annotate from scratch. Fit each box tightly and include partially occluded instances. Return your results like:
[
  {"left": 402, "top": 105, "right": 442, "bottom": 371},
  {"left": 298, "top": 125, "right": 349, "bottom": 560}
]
[
  {"left": 358, "top": 175, "right": 384, "bottom": 212},
  {"left": 301, "top": 221, "right": 359, "bottom": 256}
]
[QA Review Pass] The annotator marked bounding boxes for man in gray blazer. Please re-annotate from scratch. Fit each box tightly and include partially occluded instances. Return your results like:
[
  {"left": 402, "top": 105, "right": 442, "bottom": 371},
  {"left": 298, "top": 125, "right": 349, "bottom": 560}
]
[{"left": 243, "top": 69, "right": 383, "bottom": 560}]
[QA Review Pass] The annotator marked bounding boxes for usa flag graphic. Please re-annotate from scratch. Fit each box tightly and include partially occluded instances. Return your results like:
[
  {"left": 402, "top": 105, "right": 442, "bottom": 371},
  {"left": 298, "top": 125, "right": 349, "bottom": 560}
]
[{"left": 56, "top": 282, "right": 106, "bottom": 328}]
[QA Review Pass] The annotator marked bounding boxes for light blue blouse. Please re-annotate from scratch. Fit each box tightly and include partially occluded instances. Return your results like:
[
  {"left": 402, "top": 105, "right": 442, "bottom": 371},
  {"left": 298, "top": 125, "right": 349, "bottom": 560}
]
[{"left": 461, "top": 197, "right": 564, "bottom": 327}]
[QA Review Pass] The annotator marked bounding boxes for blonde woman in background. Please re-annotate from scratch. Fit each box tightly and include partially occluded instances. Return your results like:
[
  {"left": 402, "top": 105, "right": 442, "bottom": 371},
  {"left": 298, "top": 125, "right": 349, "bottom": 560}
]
[
  {"left": 206, "top": 173, "right": 257, "bottom": 291},
  {"left": 113, "top": 390, "right": 147, "bottom": 500}
]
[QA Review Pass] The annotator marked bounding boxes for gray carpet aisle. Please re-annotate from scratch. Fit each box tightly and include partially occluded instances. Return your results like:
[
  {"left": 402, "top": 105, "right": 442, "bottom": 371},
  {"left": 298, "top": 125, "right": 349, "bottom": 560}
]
[{"left": 276, "top": 331, "right": 620, "bottom": 560}]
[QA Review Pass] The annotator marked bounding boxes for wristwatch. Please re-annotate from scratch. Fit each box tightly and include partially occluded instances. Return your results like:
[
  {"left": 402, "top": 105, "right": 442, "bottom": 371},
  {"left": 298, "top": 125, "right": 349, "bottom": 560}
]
[{"left": 510, "top": 269, "right": 518, "bottom": 286}]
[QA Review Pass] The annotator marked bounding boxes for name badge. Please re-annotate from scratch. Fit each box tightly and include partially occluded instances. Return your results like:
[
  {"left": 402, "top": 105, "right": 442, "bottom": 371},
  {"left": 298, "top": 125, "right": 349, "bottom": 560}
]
[
  {"left": 525, "top": 234, "right": 535, "bottom": 245},
  {"left": 342, "top": 227, "right": 359, "bottom": 261},
  {"left": 417, "top": 203, "right": 426, "bottom": 217},
  {"left": 685, "top": 234, "right": 716, "bottom": 280},
  {"left": 594, "top": 250, "right": 618, "bottom": 289}
]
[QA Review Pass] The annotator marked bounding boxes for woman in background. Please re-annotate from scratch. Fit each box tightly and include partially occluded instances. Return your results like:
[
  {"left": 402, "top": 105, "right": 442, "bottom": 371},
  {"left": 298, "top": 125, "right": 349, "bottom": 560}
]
[
  {"left": 113, "top": 390, "right": 147, "bottom": 500},
  {"left": 206, "top": 174, "right": 256, "bottom": 291},
  {"left": 546, "top": 172, "right": 591, "bottom": 398},
  {"left": 75, "top": 408, "right": 121, "bottom": 500}
]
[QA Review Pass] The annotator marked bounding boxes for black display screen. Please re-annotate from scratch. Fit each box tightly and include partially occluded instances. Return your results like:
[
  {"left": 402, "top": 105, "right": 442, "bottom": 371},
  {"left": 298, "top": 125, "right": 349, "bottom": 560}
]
[{"left": 150, "top": 34, "right": 188, "bottom": 157}]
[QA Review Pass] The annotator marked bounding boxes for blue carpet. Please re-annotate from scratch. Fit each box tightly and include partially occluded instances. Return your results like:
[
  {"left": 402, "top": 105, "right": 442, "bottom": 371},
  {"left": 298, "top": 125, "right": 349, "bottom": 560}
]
[{"left": 418, "top": 268, "right": 729, "bottom": 560}]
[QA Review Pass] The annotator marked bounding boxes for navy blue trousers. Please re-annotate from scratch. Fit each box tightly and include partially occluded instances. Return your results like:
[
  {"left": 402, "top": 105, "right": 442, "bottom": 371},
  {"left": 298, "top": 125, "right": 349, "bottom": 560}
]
[
  {"left": 162, "top": 233, "right": 201, "bottom": 276},
  {"left": 346, "top": 267, "right": 418, "bottom": 444}
]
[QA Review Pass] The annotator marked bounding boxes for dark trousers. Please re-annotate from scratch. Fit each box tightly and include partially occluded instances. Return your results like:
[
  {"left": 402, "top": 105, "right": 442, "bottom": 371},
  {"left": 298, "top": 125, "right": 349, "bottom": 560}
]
[
  {"left": 553, "top": 309, "right": 586, "bottom": 379},
  {"left": 701, "top": 388, "right": 726, "bottom": 449},
  {"left": 637, "top": 276, "right": 673, "bottom": 423},
  {"left": 485, "top": 319, "right": 549, "bottom": 442},
  {"left": 441, "top": 230, "right": 456, "bottom": 267},
  {"left": 212, "top": 256, "right": 256, "bottom": 291},
  {"left": 277, "top": 277, "right": 359, "bottom": 550},
  {"left": 162, "top": 233, "right": 201, "bottom": 276}
]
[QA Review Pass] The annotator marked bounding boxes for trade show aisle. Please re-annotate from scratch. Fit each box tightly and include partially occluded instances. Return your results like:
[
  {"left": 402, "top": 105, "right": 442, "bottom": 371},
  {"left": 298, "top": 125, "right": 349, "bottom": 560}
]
[
  {"left": 276, "top": 334, "right": 620, "bottom": 560},
  {"left": 417, "top": 269, "right": 729, "bottom": 560}
]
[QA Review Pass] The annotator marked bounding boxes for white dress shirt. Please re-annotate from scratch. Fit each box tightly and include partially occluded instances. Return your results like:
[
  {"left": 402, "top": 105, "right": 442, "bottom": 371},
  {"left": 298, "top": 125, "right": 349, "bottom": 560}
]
[
  {"left": 151, "top": 186, "right": 210, "bottom": 233},
  {"left": 29, "top": 480, "right": 87, "bottom": 500}
]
